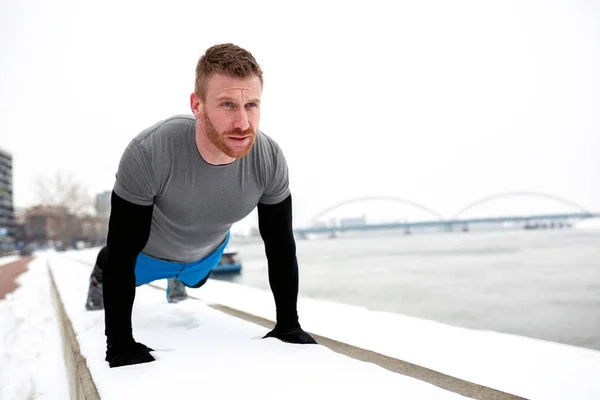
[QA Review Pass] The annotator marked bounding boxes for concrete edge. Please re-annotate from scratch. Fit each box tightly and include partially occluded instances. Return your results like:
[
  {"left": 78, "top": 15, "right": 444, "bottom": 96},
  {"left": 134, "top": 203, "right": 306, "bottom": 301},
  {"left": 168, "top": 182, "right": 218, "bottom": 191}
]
[
  {"left": 47, "top": 260, "right": 101, "bottom": 400},
  {"left": 148, "top": 283, "right": 527, "bottom": 400}
]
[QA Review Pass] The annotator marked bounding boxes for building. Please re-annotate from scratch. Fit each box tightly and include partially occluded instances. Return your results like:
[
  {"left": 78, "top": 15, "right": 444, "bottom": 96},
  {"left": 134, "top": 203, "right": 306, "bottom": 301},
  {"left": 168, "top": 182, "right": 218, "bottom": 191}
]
[
  {"left": 0, "top": 148, "right": 15, "bottom": 253},
  {"left": 339, "top": 214, "right": 367, "bottom": 227},
  {"left": 78, "top": 214, "right": 108, "bottom": 246},
  {"left": 18, "top": 205, "right": 108, "bottom": 249},
  {"left": 95, "top": 190, "right": 111, "bottom": 218},
  {"left": 14, "top": 207, "right": 26, "bottom": 245},
  {"left": 24, "top": 205, "right": 74, "bottom": 245}
]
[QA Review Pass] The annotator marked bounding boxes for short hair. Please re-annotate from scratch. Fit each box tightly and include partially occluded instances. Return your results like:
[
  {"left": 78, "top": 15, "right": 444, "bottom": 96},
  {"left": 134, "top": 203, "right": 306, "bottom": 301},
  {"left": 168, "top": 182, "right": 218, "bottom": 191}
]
[{"left": 195, "top": 43, "right": 264, "bottom": 101}]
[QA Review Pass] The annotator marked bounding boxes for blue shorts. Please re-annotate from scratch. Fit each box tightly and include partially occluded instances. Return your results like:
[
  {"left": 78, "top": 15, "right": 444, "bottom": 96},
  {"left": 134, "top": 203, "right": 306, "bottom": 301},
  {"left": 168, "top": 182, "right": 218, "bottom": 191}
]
[{"left": 134, "top": 233, "right": 230, "bottom": 287}]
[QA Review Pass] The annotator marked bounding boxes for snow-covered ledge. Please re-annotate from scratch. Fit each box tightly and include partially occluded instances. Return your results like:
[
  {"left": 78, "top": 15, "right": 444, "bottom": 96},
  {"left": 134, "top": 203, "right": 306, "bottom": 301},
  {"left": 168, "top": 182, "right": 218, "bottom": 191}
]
[
  {"left": 46, "top": 252, "right": 479, "bottom": 399},
  {"left": 48, "top": 261, "right": 100, "bottom": 400},
  {"left": 48, "top": 249, "right": 600, "bottom": 399}
]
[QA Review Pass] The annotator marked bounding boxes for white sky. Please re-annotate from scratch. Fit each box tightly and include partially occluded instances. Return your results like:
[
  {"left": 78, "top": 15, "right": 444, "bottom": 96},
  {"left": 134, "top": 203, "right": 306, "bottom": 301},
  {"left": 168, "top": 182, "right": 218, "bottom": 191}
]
[{"left": 1, "top": 0, "right": 599, "bottom": 228}]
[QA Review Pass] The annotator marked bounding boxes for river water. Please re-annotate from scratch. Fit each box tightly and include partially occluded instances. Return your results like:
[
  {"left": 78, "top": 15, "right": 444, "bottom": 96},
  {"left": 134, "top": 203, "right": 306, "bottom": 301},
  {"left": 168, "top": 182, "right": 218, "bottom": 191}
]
[{"left": 219, "top": 228, "right": 600, "bottom": 351}]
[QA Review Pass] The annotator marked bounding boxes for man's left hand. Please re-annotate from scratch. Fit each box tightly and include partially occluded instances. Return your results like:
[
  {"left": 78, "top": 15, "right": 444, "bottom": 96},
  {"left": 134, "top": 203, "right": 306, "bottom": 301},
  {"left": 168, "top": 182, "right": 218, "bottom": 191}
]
[{"left": 263, "top": 325, "right": 317, "bottom": 344}]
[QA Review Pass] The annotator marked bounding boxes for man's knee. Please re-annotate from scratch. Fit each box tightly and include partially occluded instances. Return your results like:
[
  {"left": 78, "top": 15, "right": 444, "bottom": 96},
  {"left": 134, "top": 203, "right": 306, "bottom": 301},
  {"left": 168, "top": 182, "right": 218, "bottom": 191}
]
[{"left": 91, "top": 246, "right": 107, "bottom": 282}]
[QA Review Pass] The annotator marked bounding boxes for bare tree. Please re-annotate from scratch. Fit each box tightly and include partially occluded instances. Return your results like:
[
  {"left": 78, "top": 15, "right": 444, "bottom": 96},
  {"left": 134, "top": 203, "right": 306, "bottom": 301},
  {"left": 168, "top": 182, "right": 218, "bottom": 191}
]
[
  {"left": 34, "top": 170, "right": 95, "bottom": 246},
  {"left": 35, "top": 170, "right": 93, "bottom": 217}
]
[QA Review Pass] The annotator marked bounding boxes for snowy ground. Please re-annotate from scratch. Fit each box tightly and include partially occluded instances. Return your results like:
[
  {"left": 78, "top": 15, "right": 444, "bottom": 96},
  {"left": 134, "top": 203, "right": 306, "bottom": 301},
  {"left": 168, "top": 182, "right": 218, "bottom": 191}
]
[
  {"left": 49, "top": 250, "right": 468, "bottom": 399},
  {"left": 65, "top": 247, "right": 600, "bottom": 400},
  {"left": 0, "top": 255, "right": 70, "bottom": 400},
  {"left": 0, "top": 255, "right": 21, "bottom": 268},
  {"left": 4, "top": 248, "right": 600, "bottom": 399}
]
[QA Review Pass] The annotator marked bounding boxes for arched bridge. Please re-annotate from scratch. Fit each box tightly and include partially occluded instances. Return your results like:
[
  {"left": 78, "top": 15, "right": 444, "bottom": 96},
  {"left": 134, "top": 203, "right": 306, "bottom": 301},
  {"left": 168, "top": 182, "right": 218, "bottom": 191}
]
[
  {"left": 309, "top": 196, "right": 445, "bottom": 226},
  {"left": 449, "top": 191, "right": 592, "bottom": 220},
  {"left": 295, "top": 191, "right": 599, "bottom": 236}
]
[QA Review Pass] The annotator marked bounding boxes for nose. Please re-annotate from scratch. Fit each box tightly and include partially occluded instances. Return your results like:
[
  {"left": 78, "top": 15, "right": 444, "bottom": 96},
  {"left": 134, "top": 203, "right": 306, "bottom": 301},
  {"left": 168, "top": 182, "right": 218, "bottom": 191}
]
[{"left": 232, "top": 108, "right": 250, "bottom": 131}]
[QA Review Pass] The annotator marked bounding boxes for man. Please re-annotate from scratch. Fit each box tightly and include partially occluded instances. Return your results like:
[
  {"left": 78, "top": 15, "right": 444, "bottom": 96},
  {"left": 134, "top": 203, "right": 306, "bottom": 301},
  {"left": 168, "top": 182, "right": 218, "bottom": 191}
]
[{"left": 85, "top": 43, "right": 317, "bottom": 368}]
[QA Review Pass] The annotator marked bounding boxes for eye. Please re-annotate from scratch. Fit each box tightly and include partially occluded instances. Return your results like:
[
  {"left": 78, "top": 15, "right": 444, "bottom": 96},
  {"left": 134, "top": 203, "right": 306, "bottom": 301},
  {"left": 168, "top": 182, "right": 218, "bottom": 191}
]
[
  {"left": 221, "top": 102, "right": 234, "bottom": 108},
  {"left": 245, "top": 103, "right": 258, "bottom": 108}
]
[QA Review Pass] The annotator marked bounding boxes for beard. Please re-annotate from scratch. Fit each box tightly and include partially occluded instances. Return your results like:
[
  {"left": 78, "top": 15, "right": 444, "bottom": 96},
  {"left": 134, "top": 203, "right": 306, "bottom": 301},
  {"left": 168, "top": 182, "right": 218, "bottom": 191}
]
[{"left": 202, "top": 110, "right": 256, "bottom": 158}]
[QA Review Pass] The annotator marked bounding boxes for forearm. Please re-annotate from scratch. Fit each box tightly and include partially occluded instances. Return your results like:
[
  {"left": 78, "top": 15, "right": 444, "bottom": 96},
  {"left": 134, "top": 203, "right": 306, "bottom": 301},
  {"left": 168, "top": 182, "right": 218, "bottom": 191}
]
[
  {"left": 258, "top": 195, "right": 300, "bottom": 327},
  {"left": 266, "top": 236, "right": 299, "bottom": 326},
  {"left": 103, "top": 191, "right": 153, "bottom": 345},
  {"left": 103, "top": 244, "right": 139, "bottom": 344}
]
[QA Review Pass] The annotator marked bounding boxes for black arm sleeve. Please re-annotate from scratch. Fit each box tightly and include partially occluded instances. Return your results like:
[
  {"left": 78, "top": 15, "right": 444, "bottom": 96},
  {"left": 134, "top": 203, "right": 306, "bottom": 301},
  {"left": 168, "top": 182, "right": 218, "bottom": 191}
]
[
  {"left": 103, "top": 190, "right": 153, "bottom": 345},
  {"left": 257, "top": 194, "right": 300, "bottom": 328}
]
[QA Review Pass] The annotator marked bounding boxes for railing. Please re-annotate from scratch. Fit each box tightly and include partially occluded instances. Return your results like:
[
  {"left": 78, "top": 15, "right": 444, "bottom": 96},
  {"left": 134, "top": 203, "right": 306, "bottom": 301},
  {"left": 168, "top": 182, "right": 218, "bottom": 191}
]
[{"left": 294, "top": 212, "right": 600, "bottom": 235}]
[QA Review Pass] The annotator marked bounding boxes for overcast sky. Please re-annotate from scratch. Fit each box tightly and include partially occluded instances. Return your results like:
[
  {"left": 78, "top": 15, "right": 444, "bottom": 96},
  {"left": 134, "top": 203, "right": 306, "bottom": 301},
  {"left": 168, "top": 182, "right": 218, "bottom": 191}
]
[{"left": 1, "top": 0, "right": 599, "bottom": 229}]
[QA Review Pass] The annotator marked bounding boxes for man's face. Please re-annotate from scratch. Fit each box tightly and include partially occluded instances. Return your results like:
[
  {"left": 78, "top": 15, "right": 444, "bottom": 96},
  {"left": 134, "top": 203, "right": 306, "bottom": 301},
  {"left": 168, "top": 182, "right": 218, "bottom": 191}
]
[{"left": 198, "top": 73, "right": 262, "bottom": 158}]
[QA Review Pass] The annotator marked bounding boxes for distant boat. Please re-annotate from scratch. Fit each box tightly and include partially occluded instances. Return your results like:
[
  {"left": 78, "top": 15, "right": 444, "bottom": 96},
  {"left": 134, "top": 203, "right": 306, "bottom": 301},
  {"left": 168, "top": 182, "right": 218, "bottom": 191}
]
[{"left": 213, "top": 247, "right": 242, "bottom": 274}]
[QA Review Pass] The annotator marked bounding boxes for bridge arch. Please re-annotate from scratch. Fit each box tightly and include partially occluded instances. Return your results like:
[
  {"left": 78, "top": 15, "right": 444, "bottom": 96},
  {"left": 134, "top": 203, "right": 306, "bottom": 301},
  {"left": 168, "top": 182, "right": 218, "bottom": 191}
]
[
  {"left": 310, "top": 196, "right": 444, "bottom": 225},
  {"left": 451, "top": 191, "right": 591, "bottom": 220}
]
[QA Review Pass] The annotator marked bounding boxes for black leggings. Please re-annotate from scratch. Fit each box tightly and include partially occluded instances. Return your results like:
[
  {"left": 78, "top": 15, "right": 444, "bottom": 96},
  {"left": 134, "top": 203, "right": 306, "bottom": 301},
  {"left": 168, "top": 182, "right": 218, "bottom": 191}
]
[{"left": 90, "top": 246, "right": 107, "bottom": 283}]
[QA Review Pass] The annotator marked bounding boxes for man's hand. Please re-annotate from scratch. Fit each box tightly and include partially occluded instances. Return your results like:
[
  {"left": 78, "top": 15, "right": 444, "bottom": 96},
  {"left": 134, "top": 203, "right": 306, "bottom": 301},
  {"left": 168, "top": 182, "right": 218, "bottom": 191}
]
[
  {"left": 105, "top": 340, "right": 155, "bottom": 368},
  {"left": 263, "top": 324, "right": 317, "bottom": 344}
]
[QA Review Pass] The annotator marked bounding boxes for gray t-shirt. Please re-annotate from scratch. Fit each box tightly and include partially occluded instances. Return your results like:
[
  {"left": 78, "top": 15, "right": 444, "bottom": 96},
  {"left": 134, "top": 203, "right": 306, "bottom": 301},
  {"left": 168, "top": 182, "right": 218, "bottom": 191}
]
[{"left": 113, "top": 115, "right": 290, "bottom": 263}]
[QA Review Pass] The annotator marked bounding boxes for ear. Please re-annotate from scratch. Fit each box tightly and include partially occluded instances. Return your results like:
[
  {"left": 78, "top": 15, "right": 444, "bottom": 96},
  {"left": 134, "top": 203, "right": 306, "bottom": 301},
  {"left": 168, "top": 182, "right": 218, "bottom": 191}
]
[{"left": 190, "top": 92, "right": 203, "bottom": 119}]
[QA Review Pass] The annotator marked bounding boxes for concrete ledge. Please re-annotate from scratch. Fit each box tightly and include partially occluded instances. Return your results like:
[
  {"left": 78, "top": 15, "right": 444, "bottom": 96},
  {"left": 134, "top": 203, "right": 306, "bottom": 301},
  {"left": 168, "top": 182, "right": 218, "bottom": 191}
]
[{"left": 48, "top": 261, "right": 100, "bottom": 400}]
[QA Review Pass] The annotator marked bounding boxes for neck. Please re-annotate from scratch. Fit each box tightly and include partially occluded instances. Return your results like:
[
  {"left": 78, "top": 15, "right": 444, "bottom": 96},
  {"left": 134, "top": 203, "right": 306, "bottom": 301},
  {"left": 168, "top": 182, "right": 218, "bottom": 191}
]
[{"left": 195, "top": 120, "right": 236, "bottom": 165}]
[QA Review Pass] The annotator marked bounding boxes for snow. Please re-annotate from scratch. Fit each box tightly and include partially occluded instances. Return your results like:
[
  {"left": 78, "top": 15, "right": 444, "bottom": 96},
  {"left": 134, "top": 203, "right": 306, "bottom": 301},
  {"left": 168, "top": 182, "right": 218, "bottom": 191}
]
[
  {"left": 49, "top": 250, "right": 467, "bottom": 399},
  {"left": 7, "top": 247, "right": 599, "bottom": 399},
  {"left": 0, "top": 256, "right": 70, "bottom": 400},
  {"left": 0, "top": 255, "right": 20, "bottom": 268},
  {"left": 74, "top": 247, "right": 600, "bottom": 400}
]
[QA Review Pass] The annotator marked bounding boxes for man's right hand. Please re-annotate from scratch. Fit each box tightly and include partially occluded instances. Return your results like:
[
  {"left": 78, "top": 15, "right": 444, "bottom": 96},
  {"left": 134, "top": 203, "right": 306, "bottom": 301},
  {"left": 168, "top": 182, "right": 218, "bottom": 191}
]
[{"left": 105, "top": 340, "right": 155, "bottom": 368}]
